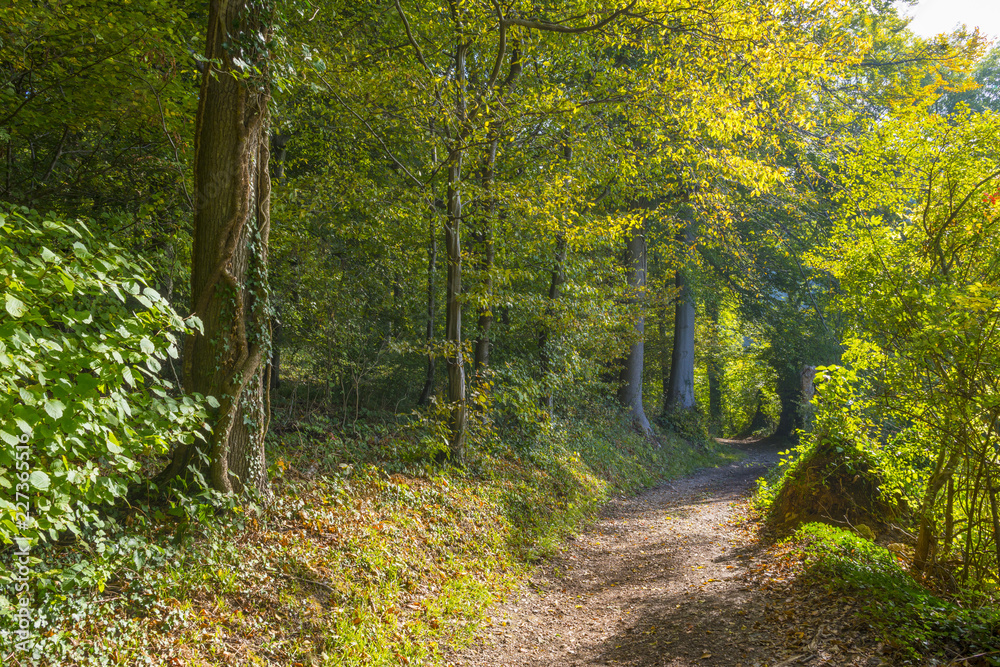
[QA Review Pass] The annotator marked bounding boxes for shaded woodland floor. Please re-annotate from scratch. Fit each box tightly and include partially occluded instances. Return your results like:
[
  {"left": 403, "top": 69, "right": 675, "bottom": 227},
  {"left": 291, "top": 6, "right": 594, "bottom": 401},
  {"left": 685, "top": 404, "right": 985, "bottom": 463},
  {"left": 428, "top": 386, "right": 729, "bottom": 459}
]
[{"left": 448, "top": 439, "right": 892, "bottom": 667}]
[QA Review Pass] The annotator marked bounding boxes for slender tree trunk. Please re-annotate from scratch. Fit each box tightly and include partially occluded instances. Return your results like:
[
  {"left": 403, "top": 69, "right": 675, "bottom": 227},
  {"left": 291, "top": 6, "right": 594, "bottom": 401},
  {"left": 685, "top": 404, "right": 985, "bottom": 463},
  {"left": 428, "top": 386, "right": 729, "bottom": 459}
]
[
  {"left": 268, "top": 133, "right": 288, "bottom": 392},
  {"left": 269, "top": 315, "right": 281, "bottom": 390},
  {"left": 444, "top": 153, "right": 466, "bottom": 458},
  {"left": 617, "top": 223, "right": 653, "bottom": 435},
  {"left": 987, "top": 478, "right": 1000, "bottom": 575},
  {"left": 473, "top": 138, "right": 498, "bottom": 375},
  {"left": 944, "top": 478, "right": 954, "bottom": 555},
  {"left": 538, "top": 142, "right": 571, "bottom": 412},
  {"left": 159, "top": 0, "right": 273, "bottom": 495},
  {"left": 706, "top": 299, "right": 722, "bottom": 424},
  {"left": 442, "top": 42, "right": 469, "bottom": 460},
  {"left": 417, "top": 210, "right": 437, "bottom": 406},
  {"left": 660, "top": 301, "right": 672, "bottom": 401},
  {"left": 913, "top": 446, "right": 961, "bottom": 573},
  {"left": 539, "top": 234, "right": 567, "bottom": 412}
]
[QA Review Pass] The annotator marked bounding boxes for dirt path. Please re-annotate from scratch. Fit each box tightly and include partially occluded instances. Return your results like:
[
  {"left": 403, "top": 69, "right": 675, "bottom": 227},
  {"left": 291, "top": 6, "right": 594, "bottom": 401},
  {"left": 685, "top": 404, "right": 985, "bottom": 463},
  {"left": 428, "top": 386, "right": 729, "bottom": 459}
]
[{"left": 448, "top": 439, "right": 802, "bottom": 667}]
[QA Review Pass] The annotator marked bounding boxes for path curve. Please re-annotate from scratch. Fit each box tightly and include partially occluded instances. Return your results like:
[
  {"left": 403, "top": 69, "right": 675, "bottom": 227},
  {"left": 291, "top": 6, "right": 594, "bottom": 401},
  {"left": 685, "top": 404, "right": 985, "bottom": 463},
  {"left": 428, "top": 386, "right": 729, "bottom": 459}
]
[{"left": 449, "top": 439, "right": 787, "bottom": 667}]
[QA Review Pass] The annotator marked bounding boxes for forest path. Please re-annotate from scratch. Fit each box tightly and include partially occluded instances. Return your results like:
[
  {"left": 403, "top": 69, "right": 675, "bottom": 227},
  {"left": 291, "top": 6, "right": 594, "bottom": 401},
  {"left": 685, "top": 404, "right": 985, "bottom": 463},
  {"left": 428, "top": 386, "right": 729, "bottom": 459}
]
[{"left": 448, "top": 439, "right": 801, "bottom": 667}]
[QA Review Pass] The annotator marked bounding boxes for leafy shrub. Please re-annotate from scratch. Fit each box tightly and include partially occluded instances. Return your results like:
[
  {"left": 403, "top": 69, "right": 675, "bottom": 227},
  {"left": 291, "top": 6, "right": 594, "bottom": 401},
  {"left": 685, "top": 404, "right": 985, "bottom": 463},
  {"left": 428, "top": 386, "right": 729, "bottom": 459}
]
[
  {"left": 0, "top": 205, "right": 209, "bottom": 550},
  {"left": 796, "top": 522, "right": 1000, "bottom": 662}
]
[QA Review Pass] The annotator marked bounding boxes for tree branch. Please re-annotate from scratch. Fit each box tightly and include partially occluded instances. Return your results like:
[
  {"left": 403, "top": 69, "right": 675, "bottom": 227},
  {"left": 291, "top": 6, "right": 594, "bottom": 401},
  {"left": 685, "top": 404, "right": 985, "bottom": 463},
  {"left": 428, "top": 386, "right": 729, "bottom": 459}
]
[
  {"left": 318, "top": 74, "right": 426, "bottom": 190},
  {"left": 504, "top": 2, "right": 636, "bottom": 34},
  {"left": 394, "top": 0, "right": 433, "bottom": 76}
]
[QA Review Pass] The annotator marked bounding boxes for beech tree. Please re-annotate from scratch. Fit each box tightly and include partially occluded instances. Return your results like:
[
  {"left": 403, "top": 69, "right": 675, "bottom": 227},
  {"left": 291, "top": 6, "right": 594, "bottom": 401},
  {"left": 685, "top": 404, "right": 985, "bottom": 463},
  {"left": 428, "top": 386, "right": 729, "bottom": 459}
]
[{"left": 617, "top": 221, "right": 652, "bottom": 434}]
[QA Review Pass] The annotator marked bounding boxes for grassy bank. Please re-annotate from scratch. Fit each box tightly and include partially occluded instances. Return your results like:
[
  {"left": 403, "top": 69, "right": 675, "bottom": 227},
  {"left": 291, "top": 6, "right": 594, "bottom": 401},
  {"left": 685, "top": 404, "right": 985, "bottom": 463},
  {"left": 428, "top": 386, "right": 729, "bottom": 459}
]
[
  {"left": 1, "top": 400, "right": 729, "bottom": 666},
  {"left": 790, "top": 523, "right": 1000, "bottom": 664}
]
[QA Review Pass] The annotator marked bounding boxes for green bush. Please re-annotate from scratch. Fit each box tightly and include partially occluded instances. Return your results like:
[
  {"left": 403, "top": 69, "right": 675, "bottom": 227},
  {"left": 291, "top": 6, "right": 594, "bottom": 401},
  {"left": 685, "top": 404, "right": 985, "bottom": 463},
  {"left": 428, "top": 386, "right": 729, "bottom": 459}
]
[
  {"left": 0, "top": 205, "right": 209, "bottom": 550},
  {"left": 796, "top": 522, "right": 1000, "bottom": 662}
]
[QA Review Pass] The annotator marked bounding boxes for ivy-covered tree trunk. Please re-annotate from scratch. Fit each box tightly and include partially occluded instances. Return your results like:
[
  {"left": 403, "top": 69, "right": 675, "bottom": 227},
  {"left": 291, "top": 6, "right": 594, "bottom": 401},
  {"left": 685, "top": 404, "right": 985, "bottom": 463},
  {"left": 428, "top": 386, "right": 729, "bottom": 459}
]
[
  {"left": 617, "top": 223, "right": 653, "bottom": 435},
  {"left": 159, "top": 0, "right": 273, "bottom": 495}
]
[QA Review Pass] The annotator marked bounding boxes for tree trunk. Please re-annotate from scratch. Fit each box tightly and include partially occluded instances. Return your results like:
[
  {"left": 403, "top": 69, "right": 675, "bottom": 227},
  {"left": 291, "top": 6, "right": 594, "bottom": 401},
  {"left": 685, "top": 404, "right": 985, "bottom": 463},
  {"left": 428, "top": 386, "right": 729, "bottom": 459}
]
[
  {"left": 473, "top": 138, "right": 498, "bottom": 375},
  {"left": 665, "top": 208, "right": 696, "bottom": 414},
  {"left": 659, "top": 301, "right": 672, "bottom": 401},
  {"left": 417, "top": 210, "right": 437, "bottom": 406},
  {"left": 441, "top": 41, "right": 470, "bottom": 460},
  {"left": 706, "top": 299, "right": 722, "bottom": 424},
  {"left": 617, "top": 223, "right": 653, "bottom": 435},
  {"left": 444, "top": 149, "right": 467, "bottom": 459},
  {"left": 913, "top": 446, "right": 961, "bottom": 573},
  {"left": 664, "top": 269, "right": 696, "bottom": 412},
  {"left": 774, "top": 385, "right": 798, "bottom": 438},
  {"left": 269, "top": 315, "right": 281, "bottom": 390},
  {"left": 539, "top": 234, "right": 567, "bottom": 412},
  {"left": 159, "top": 0, "right": 273, "bottom": 495},
  {"left": 538, "top": 142, "right": 571, "bottom": 412}
]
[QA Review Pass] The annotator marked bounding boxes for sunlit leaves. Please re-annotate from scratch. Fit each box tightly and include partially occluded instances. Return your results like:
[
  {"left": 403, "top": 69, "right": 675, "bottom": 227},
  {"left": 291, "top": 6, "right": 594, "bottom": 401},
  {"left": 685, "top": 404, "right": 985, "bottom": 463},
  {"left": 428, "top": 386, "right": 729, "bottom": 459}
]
[{"left": 0, "top": 205, "right": 211, "bottom": 549}]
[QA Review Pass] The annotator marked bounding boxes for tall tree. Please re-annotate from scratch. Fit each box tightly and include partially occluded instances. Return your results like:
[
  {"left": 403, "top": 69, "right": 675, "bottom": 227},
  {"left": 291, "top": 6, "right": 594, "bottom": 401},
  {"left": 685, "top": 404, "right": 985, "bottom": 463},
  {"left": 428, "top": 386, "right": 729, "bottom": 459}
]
[
  {"left": 159, "top": 0, "right": 274, "bottom": 494},
  {"left": 664, "top": 205, "right": 697, "bottom": 413},
  {"left": 617, "top": 220, "right": 653, "bottom": 434}
]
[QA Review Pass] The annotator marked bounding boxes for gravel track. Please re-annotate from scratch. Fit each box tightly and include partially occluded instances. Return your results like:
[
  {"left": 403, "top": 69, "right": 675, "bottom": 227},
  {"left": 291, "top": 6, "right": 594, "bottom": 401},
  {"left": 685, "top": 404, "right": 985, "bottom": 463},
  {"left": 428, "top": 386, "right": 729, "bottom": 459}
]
[{"left": 447, "top": 439, "right": 790, "bottom": 667}]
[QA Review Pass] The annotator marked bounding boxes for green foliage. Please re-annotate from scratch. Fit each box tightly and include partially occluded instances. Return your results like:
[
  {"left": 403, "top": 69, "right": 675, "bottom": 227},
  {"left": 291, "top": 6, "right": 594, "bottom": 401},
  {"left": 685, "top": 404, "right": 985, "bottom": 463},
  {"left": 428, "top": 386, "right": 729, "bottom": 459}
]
[
  {"left": 796, "top": 522, "right": 1000, "bottom": 662},
  {"left": 755, "top": 366, "right": 901, "bottom": 534},
  {"left": 817, "top": 106, "right": 1000, "bottom": 583},
  {"left": 0, "top": 205, "right": 209, "bottom": 550}
]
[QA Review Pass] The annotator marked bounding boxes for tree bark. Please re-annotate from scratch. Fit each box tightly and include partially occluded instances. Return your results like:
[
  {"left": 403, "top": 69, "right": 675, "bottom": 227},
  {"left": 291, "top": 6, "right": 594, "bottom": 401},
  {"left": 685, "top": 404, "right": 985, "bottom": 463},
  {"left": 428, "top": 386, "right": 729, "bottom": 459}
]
[
  {"left": 774, "top": 371, "right": 801, "bottom": 438},
  {"left": 659, "top": 301, "right": 672, "bottom": 402},
  {"left": 417, "top": 210, "right": 438, "bottom": 406},
  {"left": 473, "top": 138, "right": 498, "bottom": 375},
  {"left": 159, "top": 0, "right": 273, "bottom": 495},
  {"left": 664, "top": 269, "right": 696, "bottom": 412},
  {"left": 443, "top": 42, "right": 469, "bottom": 460},
  {"left": 913, "top": 446, "right": 961, "bottom": 573},
  {"left": 444, "top": 151, "right": 467, "bottom": 459},
  {"left": 539, "top": 234, "right": 567, "bottom": 412},
  {"left": 665, "top": 206, "right": 697, "bottom": 414},
  {"left": 538, "top": 142, "right": 572, "bottom": 412},
  {"left": 269, "top": 315, "right": 281, "bottom": 390},
  {"left": 706, "top": 298, "right": 722, "bottom": 424},
  {"left": 617, "top": 223, "right": 653, "bottom": 435}
]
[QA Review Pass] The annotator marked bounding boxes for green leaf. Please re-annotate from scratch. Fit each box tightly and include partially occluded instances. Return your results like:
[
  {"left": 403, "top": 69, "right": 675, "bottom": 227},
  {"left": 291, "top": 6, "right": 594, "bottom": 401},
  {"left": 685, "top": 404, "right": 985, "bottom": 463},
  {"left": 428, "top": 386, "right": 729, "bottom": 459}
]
[
  {"left": 206, "top": 395, "right": 220, "bottom": 409},
  {"left": 0, "top": 430, "right": 19, "bottom": 446},
  {"left": 29, "top": 471, "right": 50, "bottom": 490},
  {"left": 4, "top": 294, "right": 26, "bottom": 318},
  {"left": 139, "top": 337, "right": 155, "bottom": 355},
  {"left": 122, "top": 366, "right": 135, "bottom": 387},
  {"left": 40, "top": 247, "right": 59, "bottom": 263},
  {"left": 58, "top": 270, "right": 75, "bottom": 293},
  {"left": 44, "top": 400, "right": 65, "bottom": 420}
]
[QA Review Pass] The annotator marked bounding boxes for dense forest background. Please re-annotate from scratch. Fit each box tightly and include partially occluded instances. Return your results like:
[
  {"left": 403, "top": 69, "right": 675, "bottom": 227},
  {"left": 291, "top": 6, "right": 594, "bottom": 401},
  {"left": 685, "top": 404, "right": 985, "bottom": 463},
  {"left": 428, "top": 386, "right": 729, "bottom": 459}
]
[{"left": 1, "top": 0, "right": 999, "bottom": 664}]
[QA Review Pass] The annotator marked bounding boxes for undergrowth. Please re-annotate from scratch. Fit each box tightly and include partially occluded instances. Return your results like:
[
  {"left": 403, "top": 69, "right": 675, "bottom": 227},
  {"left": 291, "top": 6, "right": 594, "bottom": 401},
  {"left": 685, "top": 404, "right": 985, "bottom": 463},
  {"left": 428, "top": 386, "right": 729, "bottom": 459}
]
[
  {"left": 0, "top": 398, "right": 726, "bottom": 666},
  {"left": 794, "top": 523, "right": 1000, "bottom": 665}
]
